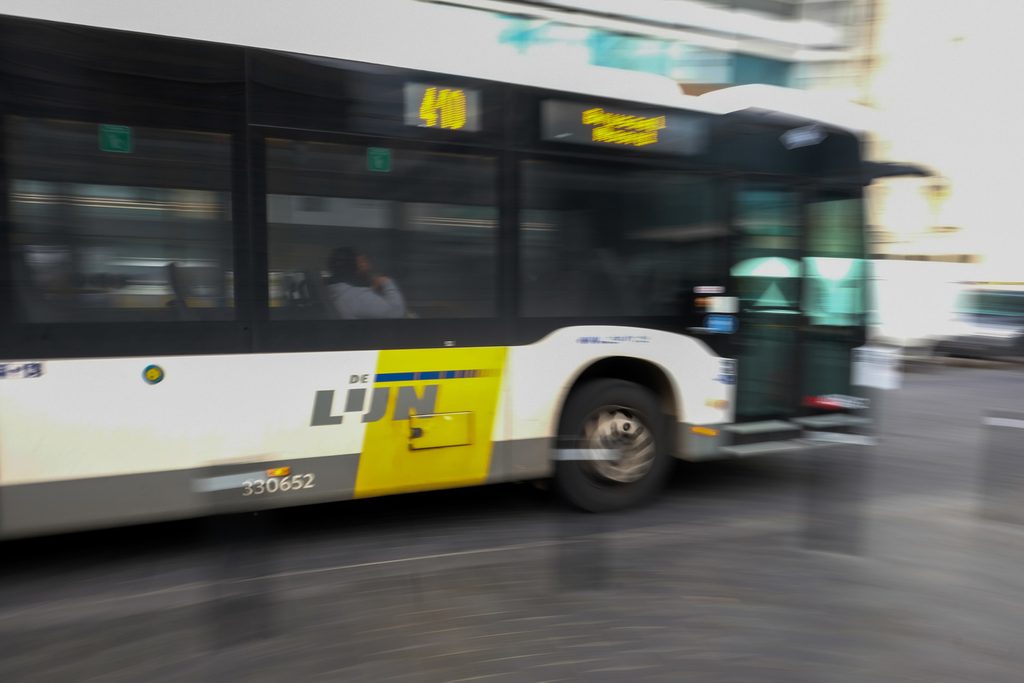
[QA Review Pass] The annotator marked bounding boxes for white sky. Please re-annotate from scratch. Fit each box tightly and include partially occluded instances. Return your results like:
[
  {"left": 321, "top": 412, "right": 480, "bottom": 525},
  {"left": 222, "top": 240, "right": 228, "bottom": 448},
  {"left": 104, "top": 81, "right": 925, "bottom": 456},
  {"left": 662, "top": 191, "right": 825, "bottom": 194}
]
[{"left": 869, "top": 0, "right": 1024, "bottom": 279}]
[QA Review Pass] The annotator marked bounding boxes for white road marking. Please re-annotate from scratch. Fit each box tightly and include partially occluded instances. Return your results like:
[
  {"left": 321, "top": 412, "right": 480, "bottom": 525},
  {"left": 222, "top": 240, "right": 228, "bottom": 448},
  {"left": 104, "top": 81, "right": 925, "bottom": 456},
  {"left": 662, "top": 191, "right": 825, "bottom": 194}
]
[{"left": 984, "top": 416, "right": 1024, "bottom": 430}]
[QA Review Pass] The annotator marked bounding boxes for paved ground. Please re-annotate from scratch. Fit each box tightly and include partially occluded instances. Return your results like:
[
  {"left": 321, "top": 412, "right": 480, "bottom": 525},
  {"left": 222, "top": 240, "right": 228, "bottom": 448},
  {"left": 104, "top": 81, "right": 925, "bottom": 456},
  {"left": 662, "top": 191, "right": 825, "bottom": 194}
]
[{"left": 1, "top": 363, "right": 1023, "bottom": 682}]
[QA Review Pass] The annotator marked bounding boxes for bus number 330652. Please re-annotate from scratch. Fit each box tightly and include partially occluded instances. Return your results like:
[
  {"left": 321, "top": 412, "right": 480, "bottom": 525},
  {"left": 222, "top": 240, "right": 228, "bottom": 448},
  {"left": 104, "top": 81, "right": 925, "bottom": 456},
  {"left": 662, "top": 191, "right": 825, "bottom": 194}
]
[{"left": 242, "top": 474, "right": 316, "bottom": 496}]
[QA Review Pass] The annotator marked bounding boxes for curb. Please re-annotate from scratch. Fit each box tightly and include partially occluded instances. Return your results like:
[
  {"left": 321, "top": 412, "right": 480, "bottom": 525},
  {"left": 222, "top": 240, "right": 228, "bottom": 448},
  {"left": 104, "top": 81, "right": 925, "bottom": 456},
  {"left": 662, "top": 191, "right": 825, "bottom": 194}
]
[{"left": 902, "top": 355, "right": 1024, "bottom": 371}]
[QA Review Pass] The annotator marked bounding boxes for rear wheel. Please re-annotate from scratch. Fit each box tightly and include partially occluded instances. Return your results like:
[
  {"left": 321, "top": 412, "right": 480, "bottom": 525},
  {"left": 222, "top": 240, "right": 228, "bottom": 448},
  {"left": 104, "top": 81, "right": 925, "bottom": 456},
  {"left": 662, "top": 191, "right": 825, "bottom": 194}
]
[{"left": 555, "top": 379, "right": 672, "bottom": 512}]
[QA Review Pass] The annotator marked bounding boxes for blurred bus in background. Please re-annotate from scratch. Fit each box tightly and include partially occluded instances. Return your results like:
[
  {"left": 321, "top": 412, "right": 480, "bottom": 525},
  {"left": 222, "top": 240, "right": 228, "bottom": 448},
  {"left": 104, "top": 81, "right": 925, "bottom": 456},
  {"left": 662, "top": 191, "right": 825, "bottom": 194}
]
[{"left": 934, "top": 283, "right": 1024, "bottom": 360}]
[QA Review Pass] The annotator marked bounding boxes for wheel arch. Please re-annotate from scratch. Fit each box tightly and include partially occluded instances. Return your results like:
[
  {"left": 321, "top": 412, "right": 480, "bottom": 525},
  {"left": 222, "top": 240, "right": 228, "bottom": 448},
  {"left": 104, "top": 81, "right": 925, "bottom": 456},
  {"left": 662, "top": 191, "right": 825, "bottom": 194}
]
[{"left": 554, "top": 355, "right": 682, "bottom": 438}]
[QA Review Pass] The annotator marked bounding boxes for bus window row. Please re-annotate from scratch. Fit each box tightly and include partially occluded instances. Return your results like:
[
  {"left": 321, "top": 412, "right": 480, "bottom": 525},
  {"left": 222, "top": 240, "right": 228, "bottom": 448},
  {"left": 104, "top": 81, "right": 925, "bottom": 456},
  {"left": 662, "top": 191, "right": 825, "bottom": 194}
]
[{"left": 7, "top": 119, "right": 729, "bottom": 324}]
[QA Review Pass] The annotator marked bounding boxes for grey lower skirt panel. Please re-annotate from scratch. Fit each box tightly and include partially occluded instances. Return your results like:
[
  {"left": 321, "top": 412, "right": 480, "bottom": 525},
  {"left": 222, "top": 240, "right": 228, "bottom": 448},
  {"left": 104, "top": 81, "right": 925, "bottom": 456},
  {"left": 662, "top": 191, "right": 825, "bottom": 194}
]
[
  {"left": 0, "top": 453, "right": 361, "bottom": 539},
  {"left": 487, "top": 438, "right": 553, "bottom": 481},
  {"left": 0, "top": 439, "right": 553, "bottom": 539}
]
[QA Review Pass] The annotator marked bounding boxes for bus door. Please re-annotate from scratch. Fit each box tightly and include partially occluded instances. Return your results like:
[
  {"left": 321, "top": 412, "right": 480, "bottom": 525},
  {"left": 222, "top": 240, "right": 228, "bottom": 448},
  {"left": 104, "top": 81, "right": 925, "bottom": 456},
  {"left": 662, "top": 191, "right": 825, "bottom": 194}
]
[
  {"left": 730, "top": 185, "right": 867, "bottom": 420},
  {"left": 799, "top": 189, "right": 867, "bottom": 408},
  {"left": 731, "top": 185, "right": 802, "bottom": 419}
]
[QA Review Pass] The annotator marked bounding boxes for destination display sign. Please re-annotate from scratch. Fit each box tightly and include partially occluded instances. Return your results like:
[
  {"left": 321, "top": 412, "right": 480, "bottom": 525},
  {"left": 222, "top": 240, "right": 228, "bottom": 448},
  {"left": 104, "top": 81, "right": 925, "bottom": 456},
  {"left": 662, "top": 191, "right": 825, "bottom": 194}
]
[
  {"left": 404, "top": 82, "right": 481, "bottom": 132},
  {"left": 541, "top": 100, "right": 707, "bottom": 155}
]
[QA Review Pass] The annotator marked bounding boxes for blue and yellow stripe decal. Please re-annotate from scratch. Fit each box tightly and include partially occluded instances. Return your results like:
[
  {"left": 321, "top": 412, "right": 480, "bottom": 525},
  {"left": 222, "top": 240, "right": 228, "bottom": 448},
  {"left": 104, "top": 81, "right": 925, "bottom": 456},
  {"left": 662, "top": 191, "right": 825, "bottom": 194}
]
[{"left": 373, "top": 369, "right": 498, "bottom": 382}]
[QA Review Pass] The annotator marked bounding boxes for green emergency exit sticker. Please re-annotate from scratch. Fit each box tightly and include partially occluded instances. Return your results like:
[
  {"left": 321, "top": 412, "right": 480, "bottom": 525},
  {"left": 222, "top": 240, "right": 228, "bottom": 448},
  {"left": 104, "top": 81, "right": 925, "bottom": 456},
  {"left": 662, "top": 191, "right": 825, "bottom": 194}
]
[
  {"left": 99, "top": 124, "right": 133, "bottom": 153},
  {"left": 367, "top": 147, "right": 391, "bottom": 172}
]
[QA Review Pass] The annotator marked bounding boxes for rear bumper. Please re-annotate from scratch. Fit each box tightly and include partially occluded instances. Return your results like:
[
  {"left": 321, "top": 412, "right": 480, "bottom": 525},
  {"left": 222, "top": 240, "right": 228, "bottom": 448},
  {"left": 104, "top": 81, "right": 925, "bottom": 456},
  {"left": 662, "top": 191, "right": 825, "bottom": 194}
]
[{"left": 678, "top": 414, "right": 874, "bottom": 461}]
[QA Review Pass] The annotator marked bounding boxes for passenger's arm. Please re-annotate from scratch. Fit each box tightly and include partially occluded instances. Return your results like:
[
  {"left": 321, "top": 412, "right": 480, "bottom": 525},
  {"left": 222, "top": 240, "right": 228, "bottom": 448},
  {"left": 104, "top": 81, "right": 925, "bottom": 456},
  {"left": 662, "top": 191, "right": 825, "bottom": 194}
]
[{"left": 372, "top": 278, "right": 406, "bottom": 318}]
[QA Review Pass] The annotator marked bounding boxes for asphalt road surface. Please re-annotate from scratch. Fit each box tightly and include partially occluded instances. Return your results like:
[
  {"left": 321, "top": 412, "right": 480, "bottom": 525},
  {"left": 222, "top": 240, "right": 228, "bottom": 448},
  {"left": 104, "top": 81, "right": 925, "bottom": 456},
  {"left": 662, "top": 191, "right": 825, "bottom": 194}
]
[{"left": 2, "top": 362, "right": 1023, "bottom": 682}]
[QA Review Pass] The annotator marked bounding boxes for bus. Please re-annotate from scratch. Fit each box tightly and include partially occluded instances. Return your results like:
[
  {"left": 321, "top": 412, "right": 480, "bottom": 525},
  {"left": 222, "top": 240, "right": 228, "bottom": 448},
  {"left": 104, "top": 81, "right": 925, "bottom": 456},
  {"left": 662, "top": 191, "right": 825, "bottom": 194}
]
[{"left": 0, "top": 1, "right": 894, "bottom": 538}]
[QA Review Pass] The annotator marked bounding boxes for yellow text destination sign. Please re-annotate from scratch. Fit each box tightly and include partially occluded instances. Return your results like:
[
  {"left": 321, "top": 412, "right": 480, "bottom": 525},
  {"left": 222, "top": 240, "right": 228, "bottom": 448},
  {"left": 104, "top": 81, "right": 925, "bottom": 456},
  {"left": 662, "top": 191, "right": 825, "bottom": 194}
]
[
  {"left": 581, "top": 107, "right": 666, "bottom": 147},
  {"left": 541, "top": 100, "right": 707, "bottom": 155},
  {"left": 404, "top": 83, "right": 481, "bottom": 132}
]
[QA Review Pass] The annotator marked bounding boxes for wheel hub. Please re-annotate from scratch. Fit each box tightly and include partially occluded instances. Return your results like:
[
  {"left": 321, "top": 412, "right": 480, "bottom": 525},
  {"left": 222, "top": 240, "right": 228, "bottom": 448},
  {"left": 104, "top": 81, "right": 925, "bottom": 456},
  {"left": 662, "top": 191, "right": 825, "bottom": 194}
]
[{"left": 582, "top": 406, "right": 656, "bottom": 484}]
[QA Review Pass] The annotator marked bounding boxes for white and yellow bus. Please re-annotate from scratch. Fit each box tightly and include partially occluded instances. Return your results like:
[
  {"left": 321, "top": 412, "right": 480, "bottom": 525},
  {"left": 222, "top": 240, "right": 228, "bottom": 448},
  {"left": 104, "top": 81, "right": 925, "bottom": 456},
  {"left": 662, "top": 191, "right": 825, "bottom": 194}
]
[{"left": 0, "top": 1, "right": 899, "bottom": 537}]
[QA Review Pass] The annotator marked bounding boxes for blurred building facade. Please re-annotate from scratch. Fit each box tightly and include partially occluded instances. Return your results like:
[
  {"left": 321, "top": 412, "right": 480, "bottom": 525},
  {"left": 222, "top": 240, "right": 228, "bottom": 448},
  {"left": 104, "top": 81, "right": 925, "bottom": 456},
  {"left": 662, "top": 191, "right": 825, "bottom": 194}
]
[
  {"left": 422, "top": 1, "right": 865, "bottom": 93},
  {"left": 422, "top": 0, "right": 1020, "bottom": 280}
]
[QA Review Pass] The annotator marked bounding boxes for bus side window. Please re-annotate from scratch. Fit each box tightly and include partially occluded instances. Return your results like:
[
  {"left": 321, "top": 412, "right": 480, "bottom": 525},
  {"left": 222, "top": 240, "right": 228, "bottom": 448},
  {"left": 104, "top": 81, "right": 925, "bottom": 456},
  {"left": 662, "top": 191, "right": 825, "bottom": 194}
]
[
  {"left": 7, "top": 120, "right": 235, "bottom": 324},
  {"left": 265, "top": 140, "right": 498, "bottom": 321},
  {"left": 519, "top": 160, "right": 725, "bottom": 318}
]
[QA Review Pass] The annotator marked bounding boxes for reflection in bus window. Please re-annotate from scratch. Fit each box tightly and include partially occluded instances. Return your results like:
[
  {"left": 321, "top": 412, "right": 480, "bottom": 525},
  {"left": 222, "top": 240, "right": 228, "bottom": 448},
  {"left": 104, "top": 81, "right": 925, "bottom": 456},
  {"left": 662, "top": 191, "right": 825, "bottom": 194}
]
[
  {"left": 520, "top": 161, "right": 724, "bottom": 317},
  {"left": 265, "top": 139, "right": 497, "bottom": 320},
  {"left": 732, "top": 188, "right": 801, "bottom": 314},
  {"left": 731, "top": 255, "right": 801, "bottom": 313},
  {"left": 803, "top": 196, "right": 865, "bottom": 327},
  {"left": 7, "top": 117, "right": 234, "bottom": 322}
]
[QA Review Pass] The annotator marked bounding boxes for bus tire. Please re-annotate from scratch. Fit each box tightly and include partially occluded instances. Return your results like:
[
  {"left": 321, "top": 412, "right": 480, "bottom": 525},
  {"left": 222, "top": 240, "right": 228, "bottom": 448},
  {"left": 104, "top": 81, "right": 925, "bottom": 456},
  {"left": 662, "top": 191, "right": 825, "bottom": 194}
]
[{"left": 555, "top": 379, "right": 672, "bottom": 512}]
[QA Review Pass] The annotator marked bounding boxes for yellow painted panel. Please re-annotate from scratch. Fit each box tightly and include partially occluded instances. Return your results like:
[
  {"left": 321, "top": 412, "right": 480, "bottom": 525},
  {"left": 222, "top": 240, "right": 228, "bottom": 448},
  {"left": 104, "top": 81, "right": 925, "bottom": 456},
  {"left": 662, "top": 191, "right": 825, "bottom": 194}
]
[
  {"left": 354, "top": 347, "right": 506, "bottom": 497},
  {"left": 409, "top": 412, "right": 473, "bottom": 450}
]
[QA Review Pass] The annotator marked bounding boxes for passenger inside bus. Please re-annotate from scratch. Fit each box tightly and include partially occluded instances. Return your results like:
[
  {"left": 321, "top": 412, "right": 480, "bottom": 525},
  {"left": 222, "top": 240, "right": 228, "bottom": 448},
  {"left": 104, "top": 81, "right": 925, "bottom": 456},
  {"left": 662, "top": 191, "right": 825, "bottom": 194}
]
[{"left": 325, "top": 246, "right": 407, "bottom": 319}]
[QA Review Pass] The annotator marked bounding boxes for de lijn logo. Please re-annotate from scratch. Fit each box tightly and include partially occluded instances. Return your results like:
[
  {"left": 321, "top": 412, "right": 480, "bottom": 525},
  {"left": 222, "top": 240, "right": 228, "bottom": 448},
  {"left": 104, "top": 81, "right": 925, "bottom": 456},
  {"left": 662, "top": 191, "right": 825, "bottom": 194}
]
[{"left": 310, "top": 375, "right": 438, "bottom": 426}]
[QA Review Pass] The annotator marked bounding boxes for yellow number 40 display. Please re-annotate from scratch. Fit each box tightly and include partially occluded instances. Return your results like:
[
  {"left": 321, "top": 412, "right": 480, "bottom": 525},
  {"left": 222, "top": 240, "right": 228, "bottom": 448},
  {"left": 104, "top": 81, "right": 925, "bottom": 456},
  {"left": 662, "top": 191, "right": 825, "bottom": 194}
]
[{"left": 419, "top": 87, "right": 467, "bottom": 130}]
